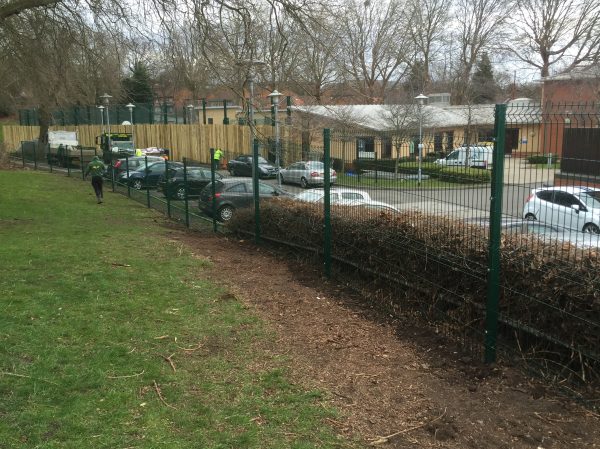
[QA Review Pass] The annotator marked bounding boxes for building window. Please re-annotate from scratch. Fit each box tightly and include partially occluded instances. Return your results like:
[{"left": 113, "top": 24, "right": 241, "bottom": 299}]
[
  {"left": 382, "top": 137, "right": 392, "bottom": 158},
  {"left": 446, "top": 131, "right": 454, "bottom": 150},
  {"left": 356, "top": 137, "right": 375, "bottom": 159}
]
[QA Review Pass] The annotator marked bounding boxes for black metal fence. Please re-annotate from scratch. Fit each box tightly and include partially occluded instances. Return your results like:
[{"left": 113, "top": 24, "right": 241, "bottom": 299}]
[{"left": 10, "top": 101, "right": 600, "bottom": 408}]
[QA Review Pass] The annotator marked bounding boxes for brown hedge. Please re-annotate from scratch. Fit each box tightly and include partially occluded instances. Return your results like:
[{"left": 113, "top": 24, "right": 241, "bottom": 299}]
[{"left": 229, "top": 199, "right": 600, "bottom": 383}]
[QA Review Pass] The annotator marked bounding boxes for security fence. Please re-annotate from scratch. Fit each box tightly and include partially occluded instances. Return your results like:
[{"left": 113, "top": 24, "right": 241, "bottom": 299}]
[{"left": 10, "top": 102, "right": 600, "bottom": 408}]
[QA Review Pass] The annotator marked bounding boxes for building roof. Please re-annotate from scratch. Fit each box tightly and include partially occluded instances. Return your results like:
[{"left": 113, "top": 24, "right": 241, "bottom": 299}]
[
  {"left": 542, "top": 64, "right": 600, "bottom": 82},
  {"left": 292, "top": 101, "right": 540, "bottom": 131}
]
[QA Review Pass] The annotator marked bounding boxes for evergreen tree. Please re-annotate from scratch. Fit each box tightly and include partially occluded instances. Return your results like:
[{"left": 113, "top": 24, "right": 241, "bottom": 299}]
[
  {"left": 404, "top": 59, "right": 427, "bottom": 95},
  {"left": 471, "top": 53, "right": 498, "bottom": 103},
  {"left": 121, "top": 62, "right": 154, "bottom": 104}
]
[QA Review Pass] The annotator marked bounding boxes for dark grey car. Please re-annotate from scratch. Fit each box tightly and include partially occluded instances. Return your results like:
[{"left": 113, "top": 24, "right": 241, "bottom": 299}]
[{"left": 198, "top": 178, "right": 291, "bottom": 222}]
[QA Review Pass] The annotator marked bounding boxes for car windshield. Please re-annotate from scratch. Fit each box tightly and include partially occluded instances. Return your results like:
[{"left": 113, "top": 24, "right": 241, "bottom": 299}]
[
  {"left": 446, "top": 150, "right": 459, "bottom": 160},
  {"left": 580, "top": 191, "right": 600, "bottom": 209},
  {"left": 306, "top": 161, "right": 324, "bottom": 169},
  {"left": 296, "top": 191, "right": 324, "bottom": 202}
]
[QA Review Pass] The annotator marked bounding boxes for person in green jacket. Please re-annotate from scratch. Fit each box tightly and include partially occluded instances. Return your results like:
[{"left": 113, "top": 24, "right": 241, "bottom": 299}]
[
  {"left": 85, "top": 156, "right": 106, "bottom": 203},
  {"left": 213, "top": 147, "right": 224, "bottom": 171}
]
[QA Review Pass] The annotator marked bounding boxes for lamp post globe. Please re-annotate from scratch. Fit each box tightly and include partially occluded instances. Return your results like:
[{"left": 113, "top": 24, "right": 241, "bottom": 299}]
[{"left": 414, "top": 93, "right": 428, "bottom": 185}]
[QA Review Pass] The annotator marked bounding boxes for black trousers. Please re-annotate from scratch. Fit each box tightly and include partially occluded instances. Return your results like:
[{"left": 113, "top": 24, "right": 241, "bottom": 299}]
[{"left": 91, "top": 176, "right": 103, "bottom": 198}]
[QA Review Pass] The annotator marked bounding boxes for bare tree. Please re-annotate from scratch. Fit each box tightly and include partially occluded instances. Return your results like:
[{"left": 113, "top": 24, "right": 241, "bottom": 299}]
[
  {"left": 402, "top": 0, "right": 451, "bottom": 92},
  {"left": 289, "top": 9, "right": 342, "bottom": 103},
  {"left": 506, "top": 0, "right": 600, "bottom": 78},
  {"left": 339, "top": 0, "right": 411, "bottom": 103},
  {"left": 451, "top": 0, "right": 511, "bottom": 104},
  {"left": 0, "top": 0, "right": 60, "bottom": 21},
  {"left": 380, "top": 104, "right": 420, "bottom": 177}
]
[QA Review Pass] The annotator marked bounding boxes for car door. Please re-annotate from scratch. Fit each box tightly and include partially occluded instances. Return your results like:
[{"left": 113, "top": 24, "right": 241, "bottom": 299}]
[
  {"left": 293, "top": 163, "right": 307, "bottom": 184},
  {"left": 223, "top": 182, "right": 250, "bottom": 208},
  {"left": 533, "top": 190, "right": 555, "bottom": 223},
  {"left": 146, "top": 163, "right": 167, "bottom": 186},
  {"left": 185, "top": 168, "right": 204, "bottom": 196},
  {"left": 240, "top": 156, "right": 254, "bottom": 176},
  {"left": 550, "top": 191, "right": 583, "bottom": 230}
]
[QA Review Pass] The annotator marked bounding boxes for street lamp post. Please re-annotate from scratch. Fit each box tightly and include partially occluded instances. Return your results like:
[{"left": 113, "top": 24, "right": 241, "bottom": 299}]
[
  {"left": 236, "top": 60, "right": 266, "bottom": 180},
  {"left": 126, "top": 103, "right": 135, "bottom": 150},
  {"left": 97, "top": 105, "right": 105, "bottom": 134},
  {"left": 415, "top": 93, "right": 428, "bottom": 185},
  {"left": 268, "top": 89, "right": 282, "bottom": 186},
  {"left": 100, "top": 93, "right": 113, "bottom": 157},
  {"left": 187, "top": 104, "right": 194, "bottom": 125}
]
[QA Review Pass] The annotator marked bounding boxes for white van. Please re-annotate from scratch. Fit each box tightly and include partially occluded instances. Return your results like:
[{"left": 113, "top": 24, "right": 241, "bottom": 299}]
[{"left": 434, "top": 146, "right": 494, "bottom": 169}]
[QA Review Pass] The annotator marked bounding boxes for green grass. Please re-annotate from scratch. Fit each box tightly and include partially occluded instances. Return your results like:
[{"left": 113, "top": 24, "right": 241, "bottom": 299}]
[{"left": 0, "top": 171, "right": 353, "bottom": 449}]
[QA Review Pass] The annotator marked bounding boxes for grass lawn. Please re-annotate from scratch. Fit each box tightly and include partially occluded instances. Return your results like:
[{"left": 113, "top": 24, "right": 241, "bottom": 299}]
[{"left": 0, "top": 171, "right": 352, "bottom": 448}]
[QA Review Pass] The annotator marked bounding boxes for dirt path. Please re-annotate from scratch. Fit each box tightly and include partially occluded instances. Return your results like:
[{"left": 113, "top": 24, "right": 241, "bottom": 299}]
[{"left": 170, "top": 227, "right": 600, "bottom": 449}]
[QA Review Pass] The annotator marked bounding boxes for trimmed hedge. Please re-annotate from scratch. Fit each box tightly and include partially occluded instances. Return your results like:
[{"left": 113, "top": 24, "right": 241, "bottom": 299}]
[
  {"left": 396, "top": 161, "right": 444, "bottom": 177},
  {"left": 438, "top": 166, "right": 491, "bottom": 183},
  {"left": 229, "top": 200, "right": 600, "bottom": 388},
  {"left": 527, "top": 154, "right": 559, "bottom": 164}
]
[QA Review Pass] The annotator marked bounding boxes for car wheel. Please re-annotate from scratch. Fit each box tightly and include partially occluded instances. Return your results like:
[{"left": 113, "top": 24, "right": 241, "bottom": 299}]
[
  {"left": 524, "top": 213, "right": 536, "bottom": 221},
  {"left": 218, "top": 205, "right": 234, "bottom": 222},
  {"left": 582, "top": 223, "right": 600, "bottom": 234},
  {"left": 132, "top": 179, "right": 143, "bottom": 190},
  {"left": 175, "top": 186, "right": 186, "bottom": 200},
  {"left": 300, "top": 177, "right": 309, "bottom": 189}
]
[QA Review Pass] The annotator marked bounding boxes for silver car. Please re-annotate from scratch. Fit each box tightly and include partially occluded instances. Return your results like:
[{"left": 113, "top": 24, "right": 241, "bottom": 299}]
[
  {"left": 522, "top": 186, "right": 600, "bottom": 234},
  {"left": 278, "top": 161, "right": 337, "bottom": 188}
]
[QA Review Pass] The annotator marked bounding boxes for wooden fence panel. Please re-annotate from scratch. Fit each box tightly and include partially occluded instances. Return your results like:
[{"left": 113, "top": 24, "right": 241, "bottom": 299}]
[{"left": 2, "top": 124, "right": 282, "bottom": 164}]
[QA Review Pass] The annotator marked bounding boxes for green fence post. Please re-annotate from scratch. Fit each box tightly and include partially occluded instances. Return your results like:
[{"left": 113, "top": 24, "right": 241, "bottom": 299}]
[
  {"left": 202, "top": 98, "right": 207, "bottom": 125},
  {"left": 110, "top": 155, "right": 114, "bottom": 190},
  {"left": 210, "top": 148, "right": 217, "bottom": 233},
  {"left": 145, "top": 155, "right": 151, "bottom": 208},
  {"left": 163, "top": 102, "right": 168, "bottom": 125},
  {"left": 33, "top": 142, "right": 38, "bottom": 170},
  {"left": 323, "top": 128, "right": 332, "bottom": 278},
  {"left": 484, "top": 103, "right": 507, "bottom": 364},
  {"left": 166, "top": 158, "right": 171, "bottom": 218},
  {"left": 80, "top": 146, "right": 85, "bottom": 179},
  {"left": 183, "top": 158, "right": 190, "bottom": 228},
  {"left": 374, "top": 150, "right": 378, "bottom": 184},
  {"left": 21, "top": 141, "right": 26, "bottom": 167},
  {"left": 126, "top": 154, "right": 131, "bottom": 198},
  {"left": 49, "top": 147, "right": 53, "bottom": 173},
  {"left": 253, "top": 139, "right": 260, "bottom": 244}
]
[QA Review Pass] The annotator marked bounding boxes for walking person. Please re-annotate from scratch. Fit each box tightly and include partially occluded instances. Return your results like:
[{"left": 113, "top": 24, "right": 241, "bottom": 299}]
[
  {"left": 213, "top": 147, "right": 224, "bottom": 171},
  {"left": 85, "top": 156, "right": 106, "bottom": 203}
]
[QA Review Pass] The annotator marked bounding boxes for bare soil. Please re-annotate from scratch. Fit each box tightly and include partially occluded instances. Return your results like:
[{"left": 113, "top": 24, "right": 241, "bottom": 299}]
[{"left": 170, "top": 226, "right": 600, "bottom": 449}]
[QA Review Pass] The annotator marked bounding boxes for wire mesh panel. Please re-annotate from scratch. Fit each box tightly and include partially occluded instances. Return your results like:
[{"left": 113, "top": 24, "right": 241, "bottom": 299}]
[{"left": 494, "top": 102, "right": 600, "bottom": 401}]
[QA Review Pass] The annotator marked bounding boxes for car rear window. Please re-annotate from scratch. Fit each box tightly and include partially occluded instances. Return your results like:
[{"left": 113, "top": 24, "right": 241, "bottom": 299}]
[{"left": 536, "top": 190, "right": 554, "bottom": 201}]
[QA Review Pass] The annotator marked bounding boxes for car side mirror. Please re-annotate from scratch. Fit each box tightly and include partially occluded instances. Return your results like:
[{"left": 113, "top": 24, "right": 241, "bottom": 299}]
[{"left": 571, "top": 204, "right": 581, "bottom": 213}]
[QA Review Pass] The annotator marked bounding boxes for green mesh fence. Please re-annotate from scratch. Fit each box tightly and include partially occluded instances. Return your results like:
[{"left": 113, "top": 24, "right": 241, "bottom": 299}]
[{"left": 10, "top": 102, "right": 600, "bottom": 408}]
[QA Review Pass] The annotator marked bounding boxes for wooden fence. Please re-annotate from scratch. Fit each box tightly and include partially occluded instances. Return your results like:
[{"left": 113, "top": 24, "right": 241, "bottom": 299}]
[{"left": 2, "top": 124, "right": 290, "bottom": 164}]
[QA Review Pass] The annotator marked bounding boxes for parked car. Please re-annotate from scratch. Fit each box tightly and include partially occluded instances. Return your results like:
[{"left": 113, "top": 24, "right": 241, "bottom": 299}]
[
  {"left": 106, "top": 156, "right": 165, "bottom": 179},
  {"left": 434, "top": 146, "right": 493, "bottom": 168},
  {"left": 294, "top": 187, "right": 373, "bottom": 205},
  {"left": 227, "top": 155, "right": 278, "bottom": 178},
  {"left": 278, "top": 161, "right": 337, "bottom": 188},
  {"left": 522, "top": 186, "right": 600, "bottom": 234},
  {"left": 158, "top": 166, "right": 223, "bottom": 200},
  {"left": 198, "top": 178, "right": 291, "bottom": 222},
  {"left": 118, "top": 161, "right": 183, "bottom": 190}
]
